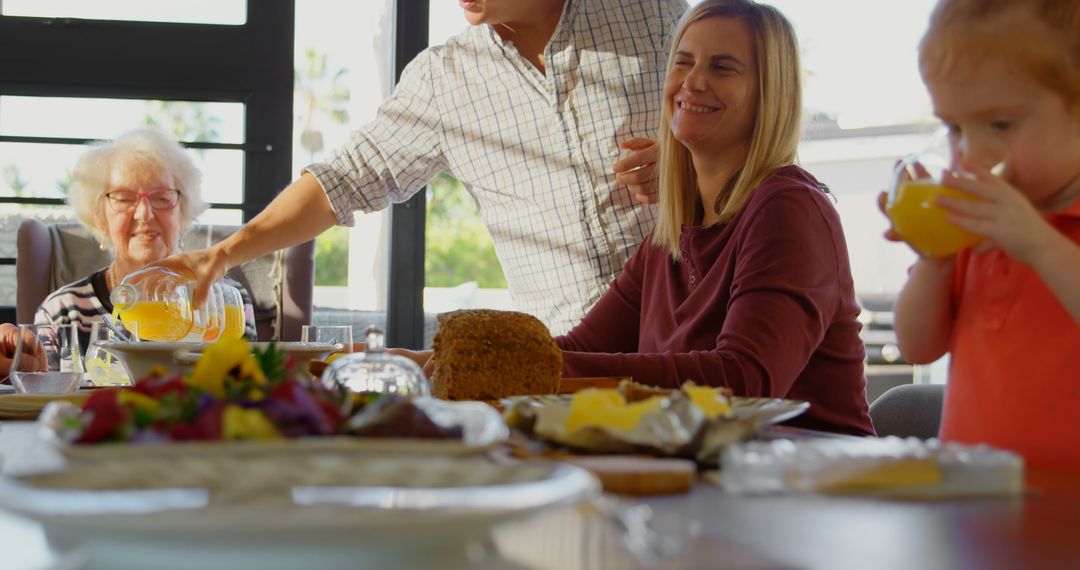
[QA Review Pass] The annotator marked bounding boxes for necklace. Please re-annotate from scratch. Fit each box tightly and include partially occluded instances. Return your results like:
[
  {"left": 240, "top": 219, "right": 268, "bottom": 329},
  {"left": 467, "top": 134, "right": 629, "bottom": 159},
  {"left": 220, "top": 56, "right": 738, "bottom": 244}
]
[{"left": 106, "top": 263, "right": 117, "bottom": 290}]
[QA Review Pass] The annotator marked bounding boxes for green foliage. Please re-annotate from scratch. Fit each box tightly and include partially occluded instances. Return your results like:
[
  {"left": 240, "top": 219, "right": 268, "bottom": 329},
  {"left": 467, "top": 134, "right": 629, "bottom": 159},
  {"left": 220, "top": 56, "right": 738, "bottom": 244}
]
[
  {"left": 425, "top": 173, "right": 507, "bottom": 289},
  {"left": 314, "top": 225, "right": 350, "bottom": 286},
  {"left": 143, "top": 101, "right": 222, "bottom": 142},
  {"left": 55, "top": 170, "right": 74, "bottom": 198},
  {"left": 295, "top": 48, "right": 351, "bottom": 158},
  {"left": 252, "top": 342, "right": 288, "bottom": 384},
  {"left": 2, "top": 164, "right": 29, "bottom": 196}
]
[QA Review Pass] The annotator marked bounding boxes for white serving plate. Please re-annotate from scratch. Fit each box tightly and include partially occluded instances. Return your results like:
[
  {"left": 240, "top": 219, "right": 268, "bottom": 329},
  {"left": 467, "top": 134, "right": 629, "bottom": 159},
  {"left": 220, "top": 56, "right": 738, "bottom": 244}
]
[{"left": 0, "top": 453, "right": 598, "bottom": 570}]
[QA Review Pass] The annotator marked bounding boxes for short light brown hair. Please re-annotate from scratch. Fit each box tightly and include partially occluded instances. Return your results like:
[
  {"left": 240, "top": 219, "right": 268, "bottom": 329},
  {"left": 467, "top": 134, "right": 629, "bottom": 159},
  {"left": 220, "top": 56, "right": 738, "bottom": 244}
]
[{"left": 919, "top": 0, "right": 1080, "bottom": 107}]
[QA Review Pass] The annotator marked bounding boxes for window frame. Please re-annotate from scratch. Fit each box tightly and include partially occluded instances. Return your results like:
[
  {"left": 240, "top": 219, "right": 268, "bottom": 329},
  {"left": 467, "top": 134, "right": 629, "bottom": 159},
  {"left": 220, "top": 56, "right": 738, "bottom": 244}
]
[
  {"left": 0, "top": 1, "right": 295, "bottom": 322},
  {"left": 1, "top": 0, "right": 435, "bottom": 348},
  {"left": 0, "top": 2, "right": 295, "bottom": 220},
  {"left": 386, "top": 0, "right": 429, "bottom": 349}
]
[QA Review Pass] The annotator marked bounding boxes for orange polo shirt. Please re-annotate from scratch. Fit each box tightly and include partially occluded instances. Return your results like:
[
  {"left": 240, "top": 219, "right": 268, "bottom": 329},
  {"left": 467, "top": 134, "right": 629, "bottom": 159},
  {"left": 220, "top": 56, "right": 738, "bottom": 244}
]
[{"left": 941, "top": 195, "right": 1080, "bottom": 473}]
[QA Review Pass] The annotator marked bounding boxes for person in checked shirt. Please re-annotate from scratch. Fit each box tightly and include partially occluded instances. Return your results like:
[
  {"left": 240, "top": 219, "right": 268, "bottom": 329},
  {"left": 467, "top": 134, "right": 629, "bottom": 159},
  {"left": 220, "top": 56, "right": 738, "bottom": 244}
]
[{"left": 161, "top": 0, "right": 688, "bottom": 335}]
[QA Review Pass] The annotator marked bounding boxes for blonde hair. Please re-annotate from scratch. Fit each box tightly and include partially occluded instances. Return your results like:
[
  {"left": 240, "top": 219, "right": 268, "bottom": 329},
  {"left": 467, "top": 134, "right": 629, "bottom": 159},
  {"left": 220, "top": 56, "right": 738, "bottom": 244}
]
[
  {"left": 68, "top": 127, "right": 208, "bottom": 249},
  {"left": 652, "top": 0, "right": 803, "bottom": 260},
  {"left": 919, "top": 0, "right": 1080, "bottom": 107}
]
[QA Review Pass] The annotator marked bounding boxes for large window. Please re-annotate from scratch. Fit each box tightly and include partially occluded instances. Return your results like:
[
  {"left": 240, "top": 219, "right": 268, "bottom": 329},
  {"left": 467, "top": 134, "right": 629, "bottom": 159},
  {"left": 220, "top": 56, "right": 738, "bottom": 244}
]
[
  {"left": 421, "top": 6, "right": 513, "bottom": 320},
  {"left": 0, "top": 0, "right": 434, "bottom": 347},
  {"left": 2, "top": 0, "right": 247, "bottom": 25},
  {"left": 758, "top": 0, "right": 939, "bottom": 297},
  {"left": 0, "top": 2, "right": 294, "bottom": 311},
  {"left": 295, "top": 0, "right": 396, "bottom": 340}
]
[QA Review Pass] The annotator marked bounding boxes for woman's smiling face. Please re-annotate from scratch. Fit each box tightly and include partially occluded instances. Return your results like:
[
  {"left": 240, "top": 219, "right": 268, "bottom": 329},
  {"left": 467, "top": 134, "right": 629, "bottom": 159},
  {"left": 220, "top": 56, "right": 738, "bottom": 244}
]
[
  {"left": 103, "top": 155, "right": 182, "bottom": 272},
  {"left": 664, "top": 16, "right": 759, "bottom": 160}
]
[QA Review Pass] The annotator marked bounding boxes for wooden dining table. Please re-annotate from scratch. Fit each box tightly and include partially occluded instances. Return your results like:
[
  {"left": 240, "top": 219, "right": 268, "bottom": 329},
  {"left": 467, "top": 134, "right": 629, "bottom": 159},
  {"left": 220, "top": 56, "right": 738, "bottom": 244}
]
[{"left": 0, "top": 419, "right": 1078, "bottom": 570}]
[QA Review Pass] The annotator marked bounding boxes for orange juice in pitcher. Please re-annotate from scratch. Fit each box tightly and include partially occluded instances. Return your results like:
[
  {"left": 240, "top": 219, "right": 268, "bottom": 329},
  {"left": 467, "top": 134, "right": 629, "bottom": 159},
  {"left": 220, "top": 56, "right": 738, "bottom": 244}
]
[
  {"left": 115, "top": 301, "right": 192, "bottom": 342},
  {"left": 111, "top": 266, "right": 197, "bottom": 342}
]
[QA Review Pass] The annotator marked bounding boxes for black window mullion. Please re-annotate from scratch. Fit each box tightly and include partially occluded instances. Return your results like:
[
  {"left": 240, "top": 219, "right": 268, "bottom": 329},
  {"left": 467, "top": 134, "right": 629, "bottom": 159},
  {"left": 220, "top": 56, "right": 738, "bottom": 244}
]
[
  {"left": 385, "top": 0, "right": 430, "bottom": 350},
  {"left": 240, "top": 0, "right": 294, "bottom": 222}
]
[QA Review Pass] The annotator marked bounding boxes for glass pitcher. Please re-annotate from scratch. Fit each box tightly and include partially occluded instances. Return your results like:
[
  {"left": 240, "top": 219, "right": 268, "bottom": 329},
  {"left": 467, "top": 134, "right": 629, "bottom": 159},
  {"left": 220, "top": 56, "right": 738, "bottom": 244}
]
[{"left": 110, "top": 266, "right": 241, "bottom": 342}]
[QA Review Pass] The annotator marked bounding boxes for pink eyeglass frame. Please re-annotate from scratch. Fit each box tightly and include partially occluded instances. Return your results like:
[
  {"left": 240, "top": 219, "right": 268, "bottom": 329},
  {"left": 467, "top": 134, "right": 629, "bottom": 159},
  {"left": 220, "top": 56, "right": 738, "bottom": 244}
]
[{"left": 104, "top": 188, "right": 181, "bottom": 212}]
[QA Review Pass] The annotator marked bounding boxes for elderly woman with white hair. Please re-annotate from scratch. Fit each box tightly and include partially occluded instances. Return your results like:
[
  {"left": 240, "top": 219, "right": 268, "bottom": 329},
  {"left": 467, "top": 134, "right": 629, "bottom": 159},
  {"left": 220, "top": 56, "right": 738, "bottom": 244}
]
[{"left": 34, "top": 127, "right": 256, "bottom": 346}]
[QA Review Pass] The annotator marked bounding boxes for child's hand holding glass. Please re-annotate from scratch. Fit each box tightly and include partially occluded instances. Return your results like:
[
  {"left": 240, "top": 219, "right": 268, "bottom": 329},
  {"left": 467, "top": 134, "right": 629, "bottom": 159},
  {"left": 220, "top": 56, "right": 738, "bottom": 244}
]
[
  {"left": 883, "top": 134, "right": 983, "bottom": 258},
  {"left": 934, "top": 162, "right": 1062, "bottom": 266}
]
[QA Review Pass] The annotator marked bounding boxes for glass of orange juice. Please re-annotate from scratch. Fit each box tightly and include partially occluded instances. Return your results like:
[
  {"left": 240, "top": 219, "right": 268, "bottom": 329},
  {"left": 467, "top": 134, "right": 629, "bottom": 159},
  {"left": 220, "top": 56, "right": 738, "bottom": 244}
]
[
  {"left": 220, "top": 283, "right": 247, "bottom": 340},
  {"left": 885, "top": 134, "right": 981, "bottom": 258}
]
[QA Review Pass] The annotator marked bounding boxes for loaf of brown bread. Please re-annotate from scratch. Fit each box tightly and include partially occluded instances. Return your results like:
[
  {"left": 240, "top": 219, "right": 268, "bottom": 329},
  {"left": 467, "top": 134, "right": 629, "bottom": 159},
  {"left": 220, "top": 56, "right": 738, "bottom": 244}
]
[{"left": 432, "top": 309, "right": 562, "bottom": 400}]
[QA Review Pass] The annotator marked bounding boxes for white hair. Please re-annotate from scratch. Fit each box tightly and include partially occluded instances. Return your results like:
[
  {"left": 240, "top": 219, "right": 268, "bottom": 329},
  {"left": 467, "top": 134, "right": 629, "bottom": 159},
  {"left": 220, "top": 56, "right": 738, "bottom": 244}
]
[{"left": 68, "top": 127, "right": 208, "bottom": 249}]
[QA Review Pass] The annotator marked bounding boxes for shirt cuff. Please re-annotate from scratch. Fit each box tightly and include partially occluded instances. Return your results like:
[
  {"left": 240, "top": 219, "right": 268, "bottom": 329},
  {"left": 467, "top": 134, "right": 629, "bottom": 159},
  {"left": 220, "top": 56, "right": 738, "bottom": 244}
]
[{"left": 303, "top": 162, "right": 370, "bottom": 227}]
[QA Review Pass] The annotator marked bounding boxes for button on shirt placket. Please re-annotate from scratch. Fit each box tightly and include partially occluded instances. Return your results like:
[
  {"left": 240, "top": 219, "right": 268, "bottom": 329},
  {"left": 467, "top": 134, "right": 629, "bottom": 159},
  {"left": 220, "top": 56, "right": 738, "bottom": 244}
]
[
  {"left": 681, "top": 246, "right": 698, "bottom": 289},
  {"left": 980, "top": 252, "right": 1020, "bottom": 331}
]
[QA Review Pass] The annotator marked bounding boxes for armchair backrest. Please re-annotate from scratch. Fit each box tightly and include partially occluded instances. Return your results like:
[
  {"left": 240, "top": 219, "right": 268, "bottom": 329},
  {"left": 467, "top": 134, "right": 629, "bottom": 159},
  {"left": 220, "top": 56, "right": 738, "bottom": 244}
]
[{"left": 15, "top": 219, "right": 314, "bottom": 341}]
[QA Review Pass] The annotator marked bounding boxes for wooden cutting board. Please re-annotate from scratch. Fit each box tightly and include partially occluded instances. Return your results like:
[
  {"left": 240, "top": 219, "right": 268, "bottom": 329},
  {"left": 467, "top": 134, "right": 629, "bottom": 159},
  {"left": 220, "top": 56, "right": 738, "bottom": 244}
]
[{"left": 563, "top": 455, "right": 696, "bottom": 496}]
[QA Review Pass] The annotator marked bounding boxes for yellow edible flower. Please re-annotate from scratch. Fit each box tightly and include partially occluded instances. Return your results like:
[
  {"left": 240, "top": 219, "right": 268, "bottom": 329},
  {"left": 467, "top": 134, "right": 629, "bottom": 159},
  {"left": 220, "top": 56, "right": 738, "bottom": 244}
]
[
  {"left": 117, "top": 390, "right": 161, "bottom": 414},
  {"left": 222, "top": 405, "right": 281, "bottom": 440},
  {"left": 186, "top": 337, "right": 267, "bottom": 399}
]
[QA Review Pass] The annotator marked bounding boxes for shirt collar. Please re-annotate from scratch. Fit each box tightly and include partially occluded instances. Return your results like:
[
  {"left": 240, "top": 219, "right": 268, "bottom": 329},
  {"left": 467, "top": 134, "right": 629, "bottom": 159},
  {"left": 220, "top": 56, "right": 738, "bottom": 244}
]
[
  {"left": 482, "top": 0, "right": 576, "bottom": 51},
  {"left": 1047, "top": 187, "right": 1080, "bottom": 221}
]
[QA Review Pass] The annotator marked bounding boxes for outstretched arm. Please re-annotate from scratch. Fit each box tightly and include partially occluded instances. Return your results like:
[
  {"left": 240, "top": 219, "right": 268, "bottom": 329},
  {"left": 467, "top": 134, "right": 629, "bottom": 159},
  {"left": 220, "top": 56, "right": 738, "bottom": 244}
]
[{"left": 157, "top": 173, "right": 337, "bottom": 305}]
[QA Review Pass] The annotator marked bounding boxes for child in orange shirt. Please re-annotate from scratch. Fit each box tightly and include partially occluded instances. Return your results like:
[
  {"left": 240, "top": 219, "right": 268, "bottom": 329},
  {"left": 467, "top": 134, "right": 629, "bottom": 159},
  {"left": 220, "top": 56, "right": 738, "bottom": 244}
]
[{"left": 892, "top": 0, "right": 1080, "bottom": 472}]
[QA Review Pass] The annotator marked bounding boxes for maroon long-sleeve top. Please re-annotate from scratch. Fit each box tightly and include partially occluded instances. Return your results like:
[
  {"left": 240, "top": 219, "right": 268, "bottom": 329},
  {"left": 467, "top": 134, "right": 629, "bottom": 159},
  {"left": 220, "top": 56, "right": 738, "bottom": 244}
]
[{"left": 556, "top": 165, "right": 875, "bottom": 436}]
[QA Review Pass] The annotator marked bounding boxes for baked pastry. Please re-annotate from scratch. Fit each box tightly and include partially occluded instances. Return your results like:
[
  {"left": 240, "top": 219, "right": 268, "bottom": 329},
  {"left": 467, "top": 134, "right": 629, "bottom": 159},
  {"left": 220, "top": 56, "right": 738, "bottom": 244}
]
[
  {"left": 617, "top": 379, "right": 674, "bottom": 402},
  {"left": 432, "top": 309, "right": 562, "bottom": 400}
]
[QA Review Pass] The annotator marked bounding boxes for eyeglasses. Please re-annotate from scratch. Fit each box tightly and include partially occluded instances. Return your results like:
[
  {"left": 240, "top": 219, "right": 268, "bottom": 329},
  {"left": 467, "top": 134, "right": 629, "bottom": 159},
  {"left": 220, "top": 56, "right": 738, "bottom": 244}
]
[{"left": 104, "top": 189, "right": 181, "bottom": 213}]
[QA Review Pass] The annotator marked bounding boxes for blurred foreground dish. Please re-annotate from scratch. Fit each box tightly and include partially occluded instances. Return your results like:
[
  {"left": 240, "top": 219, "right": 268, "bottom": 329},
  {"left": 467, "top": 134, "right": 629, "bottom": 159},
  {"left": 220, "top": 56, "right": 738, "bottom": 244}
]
[
  {"left": 42, "top": 337, "right": 505, "bottom": 448},
  {"left": 721, "top": 436, "right": 1023, "bottom": 498},
  {"left": 505, "top": 383, "right": 807, "bottom": 466}
]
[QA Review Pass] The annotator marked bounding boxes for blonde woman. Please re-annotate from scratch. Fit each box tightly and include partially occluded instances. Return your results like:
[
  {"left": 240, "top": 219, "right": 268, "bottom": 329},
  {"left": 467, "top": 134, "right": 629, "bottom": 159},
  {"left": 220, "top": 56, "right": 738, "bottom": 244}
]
[{"left": 555, "top": 0, "right": 873, "bottom": 435}]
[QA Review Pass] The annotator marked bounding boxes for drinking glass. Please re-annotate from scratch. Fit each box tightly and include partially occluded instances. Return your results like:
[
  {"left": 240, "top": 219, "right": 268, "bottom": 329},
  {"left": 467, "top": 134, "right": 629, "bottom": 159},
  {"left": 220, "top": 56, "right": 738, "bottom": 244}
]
[
  {"left": 219, "top": 283, "right": 247, "bottom": 340},
  {"left": 301, "top": 325, "right": 353, "bottom": 353},
  {"left": 188, "top": 282, "right": 226, "bottom": 342},
  {"left": 10, "top": 324, "right": 85, "bottom": 394},
  {"left": 84, "top": 321, "right": 137, "bottom": 387},
  {"left": 885, "top": 132, "right": 982, "bottom": 258}
]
